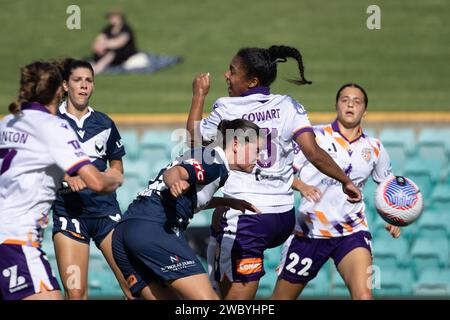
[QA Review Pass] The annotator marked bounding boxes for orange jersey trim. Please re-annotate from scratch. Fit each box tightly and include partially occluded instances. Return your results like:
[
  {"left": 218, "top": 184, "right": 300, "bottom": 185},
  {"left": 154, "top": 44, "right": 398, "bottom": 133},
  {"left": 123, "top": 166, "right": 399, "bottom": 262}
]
[{"left": 2, "top": 239, "right": 40, "bottom": 247}]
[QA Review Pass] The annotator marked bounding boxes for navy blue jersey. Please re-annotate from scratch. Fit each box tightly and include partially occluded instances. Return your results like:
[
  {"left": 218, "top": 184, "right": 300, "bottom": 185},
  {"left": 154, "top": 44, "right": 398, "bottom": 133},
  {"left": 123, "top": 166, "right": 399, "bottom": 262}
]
[
  {"left": 124, "top": 146, "right": 229, "bottom": 229},
  {"left": 52, "top": 102, "right": 126, "bottom": 218}
]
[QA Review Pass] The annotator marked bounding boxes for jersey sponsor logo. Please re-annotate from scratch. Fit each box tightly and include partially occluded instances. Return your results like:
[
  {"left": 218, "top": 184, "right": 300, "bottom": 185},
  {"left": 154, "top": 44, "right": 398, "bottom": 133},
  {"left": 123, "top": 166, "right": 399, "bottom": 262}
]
[
  {"left": 361, "top": 148, "right": 372, "bottom": 162},
  {"left": 185, "top": 158, "right": 205, "bottom": 182},
  {"left": 161, "top": 257, "right": 197, "bottom": 273},
  {"left": 2, "top": 265, "right": 28, "bottom": 293},
  {"left": 116, "top": 139, "right": 123, "bottom": 148},
  {"left": 236, "top": 257, "right": 263, "bottom": 275},
  {"left": 108, "top": 213, "right": 121, "bottom": 222}
]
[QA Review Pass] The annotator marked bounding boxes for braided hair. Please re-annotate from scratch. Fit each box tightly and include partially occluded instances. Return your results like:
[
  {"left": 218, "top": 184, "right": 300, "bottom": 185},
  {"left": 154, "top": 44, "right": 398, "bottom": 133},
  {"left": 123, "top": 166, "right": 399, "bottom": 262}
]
[{"left": 236, "top": 45, "right": 312, "bottom": 87}]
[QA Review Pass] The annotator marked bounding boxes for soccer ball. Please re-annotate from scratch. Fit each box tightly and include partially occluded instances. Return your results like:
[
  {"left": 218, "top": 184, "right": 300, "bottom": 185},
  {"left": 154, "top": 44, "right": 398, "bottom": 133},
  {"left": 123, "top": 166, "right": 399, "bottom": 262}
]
[{"left": 374, "top": 176, "right": 424, "bottom": 226}]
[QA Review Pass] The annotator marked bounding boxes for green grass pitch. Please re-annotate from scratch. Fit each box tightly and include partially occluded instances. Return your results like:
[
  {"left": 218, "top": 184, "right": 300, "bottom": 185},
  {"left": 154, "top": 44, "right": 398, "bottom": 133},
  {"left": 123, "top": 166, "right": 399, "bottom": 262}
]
[{"left": 0, "top": 0, "right": 449, "bottom": 114}]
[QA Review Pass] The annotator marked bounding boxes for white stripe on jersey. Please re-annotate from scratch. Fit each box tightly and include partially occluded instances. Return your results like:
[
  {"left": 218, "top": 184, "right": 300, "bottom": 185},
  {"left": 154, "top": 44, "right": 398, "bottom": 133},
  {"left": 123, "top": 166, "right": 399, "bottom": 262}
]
[
  {"left": 218, "top": 213, "right": 239, "bottom": 282},
  {"left": 23, "top": 246, "right": 56, "bottom": 293},
  {"left": 276, "top": 234, "right": 295, "bottom": 276}
]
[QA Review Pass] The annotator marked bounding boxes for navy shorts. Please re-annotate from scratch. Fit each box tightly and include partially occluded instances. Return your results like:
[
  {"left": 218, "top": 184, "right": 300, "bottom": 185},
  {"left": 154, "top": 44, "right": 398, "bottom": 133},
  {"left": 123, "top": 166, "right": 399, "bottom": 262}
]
[
  {"left": 112, "top": 218, "right": 206, "bottom": 298},
  {"left": 278, "top": 231, "right": 373, "bottom": 283},
  {"left": 52, "top": 212, "right": 121, "bottom": 248}
]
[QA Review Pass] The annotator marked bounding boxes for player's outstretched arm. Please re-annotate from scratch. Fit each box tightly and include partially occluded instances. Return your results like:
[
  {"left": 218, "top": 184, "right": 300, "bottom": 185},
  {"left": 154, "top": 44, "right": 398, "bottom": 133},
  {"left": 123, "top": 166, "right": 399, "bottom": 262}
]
[
  {"left": 295, "top": 131, "right": 361, "bottom": 203},
  {"left": 77, "top": 164, "right": 123, "bottom": 194}
]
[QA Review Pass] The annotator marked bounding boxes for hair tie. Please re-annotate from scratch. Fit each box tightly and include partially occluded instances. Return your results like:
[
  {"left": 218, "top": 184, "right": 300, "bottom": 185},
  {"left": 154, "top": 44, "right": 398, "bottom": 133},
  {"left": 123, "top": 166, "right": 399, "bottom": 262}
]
[{"left": 271, "top": 57, "right": 287, "bottom": 65}]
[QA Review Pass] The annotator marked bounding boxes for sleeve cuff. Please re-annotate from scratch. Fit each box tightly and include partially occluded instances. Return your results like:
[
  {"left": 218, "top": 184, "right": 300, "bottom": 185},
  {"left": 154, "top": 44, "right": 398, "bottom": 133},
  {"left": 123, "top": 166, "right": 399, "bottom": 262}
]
[
  {"left": 66, "top": 159, "right": 91, "bottom": 176},
  {"left": 293, "top": 126, "right": 314, "bottom": 140}
]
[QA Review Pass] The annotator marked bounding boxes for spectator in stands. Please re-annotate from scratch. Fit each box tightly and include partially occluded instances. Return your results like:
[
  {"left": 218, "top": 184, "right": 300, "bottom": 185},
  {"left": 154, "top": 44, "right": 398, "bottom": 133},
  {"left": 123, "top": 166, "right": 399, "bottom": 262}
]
[{"left": 90, "top": 9, "right": 138, "bottom": 74}]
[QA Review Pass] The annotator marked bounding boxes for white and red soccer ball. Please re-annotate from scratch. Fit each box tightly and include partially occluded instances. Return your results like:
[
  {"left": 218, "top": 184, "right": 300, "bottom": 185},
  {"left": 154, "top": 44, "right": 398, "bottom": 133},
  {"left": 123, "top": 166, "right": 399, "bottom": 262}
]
[{"left": 374, "top": 176, "right": 424, "bottom": 226}]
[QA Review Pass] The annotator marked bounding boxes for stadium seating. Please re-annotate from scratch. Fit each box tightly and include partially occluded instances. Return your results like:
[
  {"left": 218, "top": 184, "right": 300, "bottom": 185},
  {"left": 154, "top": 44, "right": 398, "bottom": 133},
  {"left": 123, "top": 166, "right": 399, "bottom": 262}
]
[
  {"left": 413, "top": 268, "right": 450, "bottom": 296},
  {"left": 374, "top": 268, "right": 414, "bottom": 296},
  {"left": 301, "top": 263, "right": 331, "bottom": 297},
  {"left": 403, "top": 157, "right": 442, "bottom": 200},
  {"left": 410, "top": 237, "right": 449, "bottom": 277},
  {"left": 379, "top": 128, "right": 416, "bottom": 173},
  {"left": 264, "top": 246, "right": 282, "bottom": 269},
  {"left": 139, "top": 130, "right": 174, "bottom": 165},
  {"left": 372, "top": 237, "right": 410, "bottom": 269},
  {"left": 120, "top": 130, "right": 140, "bottom": 160},
  {"left": 412, "top": 212, "right": 448, "bottom": 240},
  {"left": 329, "top": 270, "right": 350, "bottom": 297},
  {"left": 257, "top": 268, "right": 278, "bottom": 298},
  {"left": 417, "top": 128, "right": 450, "bottom": 169},
  {"left": 429, "top": 184, "right": 450, "bottom": 212}
]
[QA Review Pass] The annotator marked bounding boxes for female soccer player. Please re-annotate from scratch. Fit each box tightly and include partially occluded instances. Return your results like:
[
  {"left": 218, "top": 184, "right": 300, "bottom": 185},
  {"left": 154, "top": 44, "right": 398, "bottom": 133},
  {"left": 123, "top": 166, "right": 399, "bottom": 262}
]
[
  {"left": 272, "top": 83, "right": 401, "bottom": 300},
  {"left": 0, "top": 61, "right": 122, "bottom": 300},
  {"left": 112, "top": 119, "right": 262, "bottom": 300},
  {"left": 187, "top": 45, "right": 362, "bottom": 299},
  {"left": 51, "top": 59, "right": 131, "bottom": 299}
]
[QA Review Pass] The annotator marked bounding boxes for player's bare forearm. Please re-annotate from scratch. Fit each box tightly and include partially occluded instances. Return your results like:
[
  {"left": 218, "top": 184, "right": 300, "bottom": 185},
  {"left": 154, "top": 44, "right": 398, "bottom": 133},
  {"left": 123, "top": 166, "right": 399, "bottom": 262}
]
[
  {"left": 187, "top": 73, "right": 210, "bottom": 146},
  {"left": 309, "top": 147, "right": 351, "bottom": 185},
  {"left": 292, "top": 176, "right": 308, "bottom": 192},
  {"left": 186, "top": 95, "right": 206, "bottom": 146},
  {"left": 163, "top": 166, "right": 189, "bottom": 188},
  {"left": 109, "top": 159, "right": 124, "bottom": 174},
  {"left": 205, "top": 197, "right": 228, "bottom": 209},
  {"left": 206, "top": 197, "right": 260, "bottom": 213}
]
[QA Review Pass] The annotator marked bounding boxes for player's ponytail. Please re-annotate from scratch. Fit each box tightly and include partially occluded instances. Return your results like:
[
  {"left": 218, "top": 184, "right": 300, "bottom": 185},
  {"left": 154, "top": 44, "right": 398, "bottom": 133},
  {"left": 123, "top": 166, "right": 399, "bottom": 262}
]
[
  {"left": 8, "top": 61, "right": 62, "bottom": 115},
  {"left": 267, "top": 45, "right": 312, "bottom": 86},
  {"left": 236, "top": 45, "right": 311, "bottom": 87}
]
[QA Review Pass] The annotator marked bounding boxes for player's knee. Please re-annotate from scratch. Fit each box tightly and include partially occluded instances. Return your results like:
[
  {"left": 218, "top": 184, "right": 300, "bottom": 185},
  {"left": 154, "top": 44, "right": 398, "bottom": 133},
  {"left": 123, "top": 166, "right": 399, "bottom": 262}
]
[
  {"left": 351, "top": 290, "right": 373, "bottom": 300},
  {"left": 65, "top": 289, "right": 87, "bottom": 300}
]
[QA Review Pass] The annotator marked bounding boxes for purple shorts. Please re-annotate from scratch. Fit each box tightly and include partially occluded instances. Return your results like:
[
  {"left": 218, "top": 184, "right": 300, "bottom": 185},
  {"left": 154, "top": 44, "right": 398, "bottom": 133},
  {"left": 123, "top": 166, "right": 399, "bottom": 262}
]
[
  {"left": 214, "top": 208, "right": 295, "bottom": 283},
  {"left": 0, "top": 243, "right": 60, "bottom": 300},
  {"left": 278, "top": 231, "right": 372, "bottom": 283}
]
